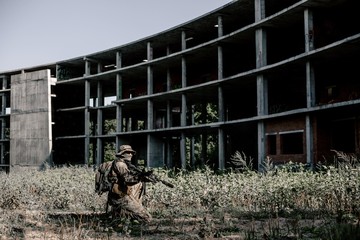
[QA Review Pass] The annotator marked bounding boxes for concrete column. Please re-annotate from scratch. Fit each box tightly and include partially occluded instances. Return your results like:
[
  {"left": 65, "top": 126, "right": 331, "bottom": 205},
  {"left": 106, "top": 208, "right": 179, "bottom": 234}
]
[
  {"left": 166, "top": 68, "right": 171, "bottom": 92},
  {"left": 0, "top": 76, "right": 7, "bottom": 167},
  {"left": 179, "top": 31, "right": 188, "bottom": 169},
  {"left": 97, "top": 63, "right": 102, "bottom": 74},
  {"left": 147, "top": 134, "right": 151, "bottom": 167},
  {"left": 85, "top": 60, "right": 91, "bottom": 76},
  {"left": 306, "top": 62, "right": 315, "bottom": 108},
  {"left": 84, "top": 59, "right": 91, "bottom": 165},
  {"left": 116, "top": 51, "right": 122, "bottom": 152},
  {"left": 146, "top": 42, "right": 155, "bottom": 167},
  {"left": 96, "top": 81, "right": 103, "bottom": 165},
  {"left": 305, "top": 63, "right": 315, "bottom": 167},
  {"left": 305, "top": 9, "right": 315, "bottom": 167},
  {"left": 255, "top": 0, "right": 268, "bottom": 170},
  {"left": 116, "top": 104, "right": 123, "bottom": 152},
  {"left": 181, "top": 58, "right": 186, "bottom": 88},
  {"left": 147, "top": 42, "right": 153, "bottom": 95},
  {"left": 304, "top": 9, "right": 314, "bottom": 53},
  {"left": 116, "top": 51, "right": 122, "bottom": 68},
  {"left": 84, "top": 79, "right": 90, "bottom": 165},
  {"left": 147, "top": 100, "right": 154, "bottom": 130},
  {"left": 257, "top": 75, "right": 268, "bottom": 171},
  {"left": 217, "top": 15, "right": 223, "bottom": 37},
  {"left": 116, "top": 51, "right": 123, "bottom": 101},
  {"left": 255, "top": 0, "right": 265, "bottom": 22},
  {"left": 181, "top": 30, "right": 186, "bottom": 50},
  {"left": 218, "top": 128, "right": 225, "bottom": 170},
  {"left": 189, "top": 105, "right": 195, "bottom": 168},
  {"left": 1, "top": 76, "right": 7, "bottom": 115},
  {"left": 217, "top": 15, "right": 225, "bottom": 170},
  {"left": 166, "top": 66, "right": 172, "bottom": 128},
  {"left": 201, "top": 103, "right": 207, "bottom": 167},
  {"left": 306, "top": 115, "right": 314, "bottom": 166},
  {"left": 181, "top": 94, "right": 187, "bottom": 127},
  {"left": 147, "top": 41, "right": 154, "bottom": 130},
  {"left": 218, "top": 85, "right": 225, "bottom": 170},
  {"left": 180, "top": 32, "right": 187, "bottom": 125},
  {"left": 166, "top": 63, "right": 172, "bottom": 127},
  {"left": 180, "top": 133, "right": 186, "bottom": 169},
  {"left": 165, "top": 46, "right": 173, "bottom": 167},
  {"left": 257, "top": 120, "right": 266, "bottom": 170}
]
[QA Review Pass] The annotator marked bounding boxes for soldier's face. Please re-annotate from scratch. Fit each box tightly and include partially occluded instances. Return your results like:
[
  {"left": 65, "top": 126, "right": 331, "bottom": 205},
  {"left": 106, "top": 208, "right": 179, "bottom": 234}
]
[{"left": 122, "top": 152, "right": 133, "bottom": 161}]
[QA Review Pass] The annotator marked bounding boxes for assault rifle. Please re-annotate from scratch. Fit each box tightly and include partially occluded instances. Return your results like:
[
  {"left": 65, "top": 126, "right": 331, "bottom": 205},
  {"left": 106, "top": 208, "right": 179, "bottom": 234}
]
[{"left": 127, "top": 163, "right": 175, "bottom": 188}]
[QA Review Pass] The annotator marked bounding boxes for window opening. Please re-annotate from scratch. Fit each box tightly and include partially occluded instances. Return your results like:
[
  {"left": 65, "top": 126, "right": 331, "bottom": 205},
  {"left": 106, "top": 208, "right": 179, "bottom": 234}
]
[
  {"left": 267, "top": 134, "right": 277, "bottom": 155},
  {"left": 280, "top": 131, "right": 303, "bottom": 154}
]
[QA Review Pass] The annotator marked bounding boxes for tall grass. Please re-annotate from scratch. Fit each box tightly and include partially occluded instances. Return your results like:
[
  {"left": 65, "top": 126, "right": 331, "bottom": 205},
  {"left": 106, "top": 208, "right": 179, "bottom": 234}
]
[{"left": 1, "top": 151, "right": 360, "bottom": 239}]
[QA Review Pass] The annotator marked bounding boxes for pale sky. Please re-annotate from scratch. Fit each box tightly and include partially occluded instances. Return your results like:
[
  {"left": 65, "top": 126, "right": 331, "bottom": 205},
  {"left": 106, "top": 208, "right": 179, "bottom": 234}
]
[{"left": 0, "top": 0, "right": 233, "bottom": 72}]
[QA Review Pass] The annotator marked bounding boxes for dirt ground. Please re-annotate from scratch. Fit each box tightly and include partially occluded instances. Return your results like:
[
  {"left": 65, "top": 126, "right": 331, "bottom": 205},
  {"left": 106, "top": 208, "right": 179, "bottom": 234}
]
[{"left": 1, "top": 210, "right": 333, "bottom": 240}]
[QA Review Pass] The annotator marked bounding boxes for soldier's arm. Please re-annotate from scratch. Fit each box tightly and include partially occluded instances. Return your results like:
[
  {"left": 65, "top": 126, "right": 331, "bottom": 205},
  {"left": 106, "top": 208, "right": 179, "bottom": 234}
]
[{"left": 114, "top": 161, "right": 142, "bottom": 185}]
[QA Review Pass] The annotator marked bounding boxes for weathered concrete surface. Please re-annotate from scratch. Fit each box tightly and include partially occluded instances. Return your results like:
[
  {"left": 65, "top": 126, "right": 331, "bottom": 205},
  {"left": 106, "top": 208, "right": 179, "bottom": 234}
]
[{"left": 10, "top": 70, "right": 56, "bottom": 169}]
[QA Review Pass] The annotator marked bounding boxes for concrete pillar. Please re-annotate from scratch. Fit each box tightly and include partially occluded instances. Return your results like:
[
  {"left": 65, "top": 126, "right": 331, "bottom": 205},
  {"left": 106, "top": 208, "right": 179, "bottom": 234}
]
[
  {"left": 0, "top": 76, "right": 8, "bottom": 168},
  {"left": 217, "top": 14, "right": 225, "bottom": 170},
  {"left": 201, "top": 103, "right": 207, "bottom": 166},
  {"left": 165, "top": 50, "right": 173, "bottom": 167},
  {"left": 166, "top": 64, "right": 172, "bottom": 128},
  {"left": 116, "top": 51, "right": 122, "bottom": 152},
  {"left": 255, "top": 0, "right": 265, "bottom": 22},
  {"left": 257, "top": 75, "right": 268, "bottom": 171},
  {"left": 306, "top": 115, "right": 314, "bottom": 166},
  {"left": 217, "top": 15, "right": 223, "bottom": 37},
  {"left": 218, "top": 86, "right": 225, "bottom": 170},
  {"left": 180, "top": 133, "right": 186, "bottom": 169},
  {"left": 305, "top": 8, "right": 315, "bottom": 167},
  {"left": 96, "top": 81, "right": 103, "bottom": 166},
  {"left": 147, "top": 42, "right": 154, "bottom": 131},
  {"left": 147, "top": 134, "right": 151, "bottom": 167},
  {"left": 181, "top": 30, "right": 186, "bottom": 50},
  {"left": 304, "top": 9, "right": 314, "bottom": 53},
  {"left": 97, "top": 63, "right": 102, "bottom": 74},
  {"left": 255, "top": 0, "right": 267, "bottom": 171},
  {"left": 180, "top": 31, "right": 188, "bottom": 169},
  {"left": 84, "top": 79, "right": 90, "bottom": 165},
  {"left": 116, "top": 104, "right": 123, "bottom": 152},
  {"left": 305, "top": 61, "right": 315, "bottom": 167},
  {"left": 146, "top": 42, "right": 156, "bottom": 167},
  {"left": 85, "top": 60, "right": 91, "bottom": 76},
  {"left": 147, "top": 42, "right": 153, "bottom": 95},
  {"left": 190, "top": 105, "right": 195, "bottom": 168}
]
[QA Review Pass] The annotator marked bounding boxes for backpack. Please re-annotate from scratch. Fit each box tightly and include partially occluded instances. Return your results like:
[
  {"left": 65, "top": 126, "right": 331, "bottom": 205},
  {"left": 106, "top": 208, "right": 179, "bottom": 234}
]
[{"left": 95, "top": 161, "right": 116, "bottom": 195}]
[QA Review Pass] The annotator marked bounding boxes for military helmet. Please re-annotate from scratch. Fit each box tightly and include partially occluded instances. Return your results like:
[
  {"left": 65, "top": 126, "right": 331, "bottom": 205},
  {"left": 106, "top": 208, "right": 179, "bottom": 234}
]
[{"left": 115, "top": 145, "right": 136, "bottom": 157}]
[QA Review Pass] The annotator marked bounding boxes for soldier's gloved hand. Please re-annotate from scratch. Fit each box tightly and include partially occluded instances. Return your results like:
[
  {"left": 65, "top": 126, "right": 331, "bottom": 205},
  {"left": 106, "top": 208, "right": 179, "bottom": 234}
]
[
  {"left": 142, "top": 170, "right": 153, "bottom": 177},
  {"left": 140, "top": 170, "right": 156, "bottom": 183}
]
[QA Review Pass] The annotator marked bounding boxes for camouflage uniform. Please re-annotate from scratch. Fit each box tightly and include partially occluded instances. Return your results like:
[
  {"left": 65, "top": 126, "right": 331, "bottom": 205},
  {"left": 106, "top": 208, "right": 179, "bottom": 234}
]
[{"left": 108, "top": 145, "right": 152, "bottom": 223}]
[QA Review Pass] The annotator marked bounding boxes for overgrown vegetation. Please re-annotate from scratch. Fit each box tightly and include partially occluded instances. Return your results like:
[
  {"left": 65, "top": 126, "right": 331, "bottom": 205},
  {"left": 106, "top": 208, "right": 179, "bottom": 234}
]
[{"left": 1, "top": 151, "right": 360, "bottom": 239}]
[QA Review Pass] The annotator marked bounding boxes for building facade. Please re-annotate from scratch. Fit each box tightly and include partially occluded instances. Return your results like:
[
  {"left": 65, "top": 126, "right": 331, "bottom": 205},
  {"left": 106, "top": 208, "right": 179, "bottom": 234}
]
[{"left": 1, "top": 0, "right": 360, "bottom": 172}]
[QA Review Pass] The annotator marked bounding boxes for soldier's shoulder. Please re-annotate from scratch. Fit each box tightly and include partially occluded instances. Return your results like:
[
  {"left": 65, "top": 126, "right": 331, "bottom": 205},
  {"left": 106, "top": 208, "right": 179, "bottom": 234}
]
[{"left": 114, "top": 160, "right": 128, "bottom": 168}]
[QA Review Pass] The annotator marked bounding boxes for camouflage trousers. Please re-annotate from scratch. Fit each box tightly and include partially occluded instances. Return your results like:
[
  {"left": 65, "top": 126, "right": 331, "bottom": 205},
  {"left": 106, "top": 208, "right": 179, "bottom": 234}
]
[{"left": 108, "top": 182, "right": 152, "bottom": 223}]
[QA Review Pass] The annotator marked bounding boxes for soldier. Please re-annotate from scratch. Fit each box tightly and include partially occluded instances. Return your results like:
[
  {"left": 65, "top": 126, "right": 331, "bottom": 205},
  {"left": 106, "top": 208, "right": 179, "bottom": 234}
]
[{"left": 108, "top": 145, "right": 152, "bottom": 223}]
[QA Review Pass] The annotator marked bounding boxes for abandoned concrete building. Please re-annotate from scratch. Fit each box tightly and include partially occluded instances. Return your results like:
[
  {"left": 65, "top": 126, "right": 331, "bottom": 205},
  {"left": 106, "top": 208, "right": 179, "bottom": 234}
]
[{"left": 1, "top": 0, "right": 360, "bottom": 172}]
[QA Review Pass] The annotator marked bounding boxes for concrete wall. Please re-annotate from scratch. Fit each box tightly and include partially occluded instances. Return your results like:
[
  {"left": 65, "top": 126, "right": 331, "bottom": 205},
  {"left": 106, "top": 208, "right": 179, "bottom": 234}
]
[{"left": 10, "top": 70, "right": 56, "bottom": 169}]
